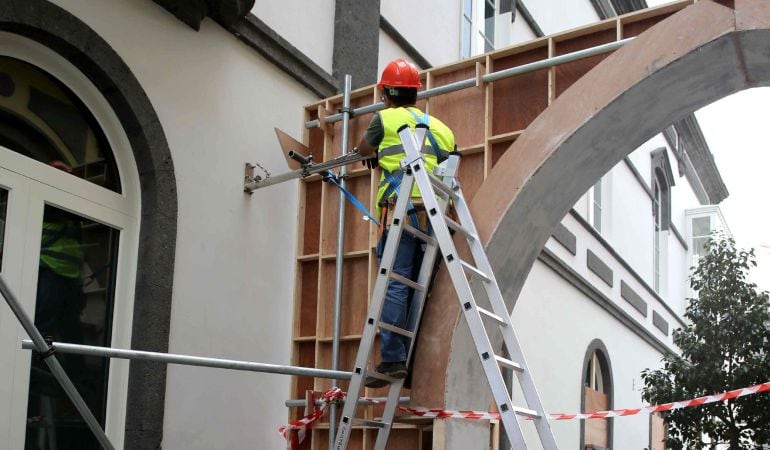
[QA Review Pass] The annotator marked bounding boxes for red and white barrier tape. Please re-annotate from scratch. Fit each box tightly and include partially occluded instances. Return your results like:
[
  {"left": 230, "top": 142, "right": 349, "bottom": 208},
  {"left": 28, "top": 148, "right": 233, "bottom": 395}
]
[
  {"left": 279, "top": 388, "right": 344, "bottom": 449},
  {"left": 279, "top": 381, "right": 770, "bottom": 448}
]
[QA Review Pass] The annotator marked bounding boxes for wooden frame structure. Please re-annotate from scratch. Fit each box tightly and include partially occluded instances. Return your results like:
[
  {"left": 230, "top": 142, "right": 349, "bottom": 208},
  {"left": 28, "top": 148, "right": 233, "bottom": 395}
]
[{"left": 288, "top": 2, "right": 694, "bottom": 448}]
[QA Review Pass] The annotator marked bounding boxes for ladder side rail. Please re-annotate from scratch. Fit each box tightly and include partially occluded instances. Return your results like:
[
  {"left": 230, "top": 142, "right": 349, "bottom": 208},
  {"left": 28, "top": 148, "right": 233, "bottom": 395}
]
[
  {"left": 374, "top": 153, "right": 458, "bottom": 450},
  {"left": 450, "top": 190, "right": 559, "bottom": 449},
  {"left": 333, "top": 171, "right": 418, "bottom": 450},
  {"left": 397, "top": 127, "right": 529, "bottom": 449}
]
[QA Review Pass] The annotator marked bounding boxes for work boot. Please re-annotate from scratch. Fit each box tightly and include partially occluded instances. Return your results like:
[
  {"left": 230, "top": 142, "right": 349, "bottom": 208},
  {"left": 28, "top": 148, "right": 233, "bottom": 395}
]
[{"left": 364, "top": 361, "right": 408, "bottom": 388}]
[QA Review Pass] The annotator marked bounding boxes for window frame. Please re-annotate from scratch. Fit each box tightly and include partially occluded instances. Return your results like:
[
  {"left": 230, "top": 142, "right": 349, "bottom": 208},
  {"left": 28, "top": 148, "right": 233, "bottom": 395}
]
[{"left": 0, "top": 32, "right": 140, "bottom": 448}]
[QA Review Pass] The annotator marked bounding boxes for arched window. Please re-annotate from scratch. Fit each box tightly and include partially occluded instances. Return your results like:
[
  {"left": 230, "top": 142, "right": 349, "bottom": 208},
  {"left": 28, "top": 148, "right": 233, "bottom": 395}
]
[
  {"left": 0, "top": 35, "right": 139, "bottom": 449},
  {"left": 582, "top": 342, "right": 612, "bottom": 450},
  {"left": 651, "top": 148, "right": 674, "bottom": 294}
]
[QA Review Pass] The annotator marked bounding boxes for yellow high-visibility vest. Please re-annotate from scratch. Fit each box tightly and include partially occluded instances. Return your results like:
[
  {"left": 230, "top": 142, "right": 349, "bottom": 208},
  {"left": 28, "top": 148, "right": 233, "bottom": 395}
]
[
  {"left": 40, "top": 221, "right": 83, "bottom": 279},
  {"left": 376, "top": 106, "right": 456, "bottom": 216}
]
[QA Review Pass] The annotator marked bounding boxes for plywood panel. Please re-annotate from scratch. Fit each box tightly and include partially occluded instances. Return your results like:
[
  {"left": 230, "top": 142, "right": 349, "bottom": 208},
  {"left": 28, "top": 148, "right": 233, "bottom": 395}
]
[
  {"left": 318, "top": 256, "right": 370, "bottom": 338},
  {"left": 554, "top": 29, "right": 617, "bottom": 97},
  {"left": 302, "top": 180, "right": 323, "bottom": 255},
  {"left": 429, "top": 66, "right": 486, "bottom": 148},
  {"left": 490, "top": 140, "right": 515, "bottom": 169},
  {"left": 316, "top": 340, "right": 359, "bottom": 396},
  {"left": 329, "top": 92, "right": 378, "bottom": 160},
  {"left": 456, "top": 152, "right": 484, "bottom": 201},
  {"left": 307, "top": 109, "right": 327, "bottom": 163},
  {"left": 584, "top": 387, "right": 609, "bottom": 448},
  {"left": 622, "top": 13, "right": 676, "bottom": 38},
  {"left": 321, "top": 176, "right": 373, "bottom": 255},
  {"left": 314, "top": 429, "right": 363, "bottom": 450},
  {"left": 490, "top": 47, "right": 549, "bottom": 136},
  {"left": 650, "top": 412, "right": 665, "bottom": 450},
  {"left": 298, "top": 261, "right": 319, "bottom": 337},
  {"left": 292, "top": 342, "right": 316, "bottom": 420}
]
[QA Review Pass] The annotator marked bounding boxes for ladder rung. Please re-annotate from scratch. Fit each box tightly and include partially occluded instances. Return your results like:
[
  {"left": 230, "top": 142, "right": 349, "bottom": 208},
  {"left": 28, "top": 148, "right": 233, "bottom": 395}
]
[
  {"left": 476, "top": 307, "right": 508, "bottom": 327},
  {"left": 494, "top": 355, "right": 523, "bottom": 372},
  {"left": 352, "top": 418, "right": 390, "bottom": 429},
  {"left": 389, "top": 272, "right": 426, "bottom": 291},
  {"left": 512, "top": 406, "right": 541, "bottom": 420},
  {"left": 403, "top": 223, "right": 436, "bottom": 246},
  {"left": 365, "top": 370, "right": 399, "bottom": 384},
  {"left": 378, "top": 322, "right": 415, "bottom": 338},
  {"left": 445, "top": 217, "right": 477, "bottom": 241},
  {"left": 428, "top": 176, "right": 459, "bottom": 200},
  {"left": 458, "top": 259, "right": 491, "bottom": 282}
]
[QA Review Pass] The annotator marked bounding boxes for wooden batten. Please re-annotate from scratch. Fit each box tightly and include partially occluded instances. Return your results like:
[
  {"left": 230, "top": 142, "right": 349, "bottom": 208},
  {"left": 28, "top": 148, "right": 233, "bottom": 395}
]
[{"left": 288, "top": 3, "right": 689, "bottom": 448}]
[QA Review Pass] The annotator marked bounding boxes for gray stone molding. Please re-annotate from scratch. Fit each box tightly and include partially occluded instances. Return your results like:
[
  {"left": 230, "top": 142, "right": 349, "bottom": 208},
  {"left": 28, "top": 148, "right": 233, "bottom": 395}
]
[
  {"left": 333, "top": 0, "right": 380, "bottom": 89},
  {"left": 153, "top": 0, "right": 255, "bottom": 30},
  {"left": 620, "top": 280, "right": 648, "bottom": 317},
  {"left": 539, "top": 248, "right": 670, "bottom": 354},
  {"left": 569, "top": 209, "right": 686, "bottom": 327},
  {"left": 0, "top": 2, "right": 177, "bottom": 448},
  {"left": 230, "top": 14, "right": 338, "bottom": 98},
  {"left": 622, "top": 156, "right": 688, "bottom": 250},
  {"left": 652, "top": 310, "right": 670, "bottom": 336},
  {"left": 673, "top": 114, "right": 729, "bottom": 204},
  {"left": 516, "top": 1, "right": 544, "bottom": 37},
  {"left": 379, "top": 15, "right": 432, "bottom": 70},
  {"left": 552, "top": 222, "right": 577, "bottom": 255},
  {"left": 587, "top": 249, "right": 614, "bottom": 287}
]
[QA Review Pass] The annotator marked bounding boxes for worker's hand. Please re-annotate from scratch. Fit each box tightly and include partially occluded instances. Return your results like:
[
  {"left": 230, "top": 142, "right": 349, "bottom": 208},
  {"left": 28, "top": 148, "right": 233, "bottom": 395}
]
[{"left": 362, "top": 155, "right": 378, "bottom": 170}]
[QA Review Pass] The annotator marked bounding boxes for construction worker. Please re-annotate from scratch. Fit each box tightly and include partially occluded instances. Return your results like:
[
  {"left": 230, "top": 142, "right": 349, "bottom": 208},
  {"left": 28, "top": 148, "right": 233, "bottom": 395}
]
[{"left": 356, "top": 58, "right": 457, "bottom": 387}]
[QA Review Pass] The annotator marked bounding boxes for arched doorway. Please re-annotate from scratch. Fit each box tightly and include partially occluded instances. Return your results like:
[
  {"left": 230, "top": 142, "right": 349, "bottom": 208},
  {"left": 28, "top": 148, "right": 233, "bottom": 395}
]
[{"left": 0, "top": 33, "right": 140, "bottom": 448}]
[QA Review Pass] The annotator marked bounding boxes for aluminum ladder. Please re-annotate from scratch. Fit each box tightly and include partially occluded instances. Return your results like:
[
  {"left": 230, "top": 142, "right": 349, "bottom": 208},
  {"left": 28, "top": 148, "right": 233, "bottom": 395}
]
[{"left": 333, "top": 124, "right": 558, "bottom": 450}]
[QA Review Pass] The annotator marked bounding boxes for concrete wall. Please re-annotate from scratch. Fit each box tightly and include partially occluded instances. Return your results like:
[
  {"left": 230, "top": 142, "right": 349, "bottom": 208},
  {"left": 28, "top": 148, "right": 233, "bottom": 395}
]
[
  {"left": 52, "top": 1, "right": 314, "bottom": 448},
  {"left": 252, "top": 0, "right": 336, "bottom": 74}
]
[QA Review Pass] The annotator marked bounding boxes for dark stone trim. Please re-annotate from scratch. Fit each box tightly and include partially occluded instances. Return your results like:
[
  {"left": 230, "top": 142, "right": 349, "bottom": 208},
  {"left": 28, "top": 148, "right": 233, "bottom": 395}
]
[
  {"left": 153, "top": 0, "right": 255, "bottom": 30},
  {"left": 622, "top": 156, "right": 687, "bottom": 250},
  {"left": 671, "top": 222, "right": 687, "bottom": 250},
  {"left": 552, "top": 222, "right": 577, "bottom": 255},
  {"left": 517, "top": 1, "right": 544, "bottom": 37},
  {"left": 673, "top": 114, "right": 729, "bottom": 204},
  {"left": 539, "top": 248, "right": 670, "bottom": 354},
  {"left": 379, "top": 16, "right": 432, "bottom": 70},
  {"left": 652, "top": 310, "right": 669, "bottom": 336},
  {"left": 230, "top": 14, "right": 338, "bottom": 98},
  {"left": 587, "top": 249, "right": 614, "bottom": 287},
  {"left": 620, "top": 280, "right": 648, "bottom": 317},
  {"left": 569, "top": 210, "right": 686, "bottom": 327},
  {"left": 651, "top": 147, "right": 674, "bottom": 231},
  {"left": 0, "top": 2, "right": 177, "bottom": 448},
  {"left": 623, "top": 156, "right": 653, "bottom": 199},
  {"left": 333, "top": 0, "right": 380, "bottom": 89},
  {"left": 579, "top": 339, "right": 614, "bottom": 450}
]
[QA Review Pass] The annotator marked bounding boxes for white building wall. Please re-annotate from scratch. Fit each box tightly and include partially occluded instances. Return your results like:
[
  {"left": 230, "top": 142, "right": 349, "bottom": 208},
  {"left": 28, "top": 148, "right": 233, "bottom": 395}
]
[
  {"left": 522, "top": 0, "right": 601, "bottom": 36},
  {"left": 52, "top": 1, "right": 314, "bottom": 448},
  {"left": 252, "top": 0, "right": 336, "bottom": 73},
  {"left": 378, "top": 30, "right": 419, "bottom": 77},
  {"left": 515, "top": 261, "right": 665, "bottom": 448},
  {"left": 510, "top": 10, "right": 537, "bottom": 45},
  {"left": 381, "top": 0, "right": 463, "bottom": 67}
]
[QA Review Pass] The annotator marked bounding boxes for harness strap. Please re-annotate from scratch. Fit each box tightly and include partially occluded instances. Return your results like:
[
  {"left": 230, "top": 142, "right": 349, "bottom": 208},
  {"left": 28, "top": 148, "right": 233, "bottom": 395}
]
[
  {"left": 324, "top": 170, "right": 380, "bottom": 226},
  {"left": 405, "top": 109, "right": 445, "bottom": 163}
]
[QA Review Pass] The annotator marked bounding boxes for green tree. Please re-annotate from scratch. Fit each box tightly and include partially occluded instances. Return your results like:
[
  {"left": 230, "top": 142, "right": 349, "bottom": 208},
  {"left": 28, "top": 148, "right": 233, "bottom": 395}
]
[{"left": 641, "top": 235, "right": 770, "bottom": 449}]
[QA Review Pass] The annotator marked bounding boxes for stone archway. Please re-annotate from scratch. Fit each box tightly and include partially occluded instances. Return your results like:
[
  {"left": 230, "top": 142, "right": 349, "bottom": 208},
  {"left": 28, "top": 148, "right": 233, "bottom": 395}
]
[{"left": 411, "top": 0, "right": 770, "bottom": 446}]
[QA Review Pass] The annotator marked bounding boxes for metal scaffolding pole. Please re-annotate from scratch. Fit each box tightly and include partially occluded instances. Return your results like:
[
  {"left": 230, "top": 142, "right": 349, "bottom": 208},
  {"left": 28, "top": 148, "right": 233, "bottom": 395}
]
[
  {"left": 0, "top": 275, "right": 115, "bottom": 450},
  {"left": 285, "top": 396, "right": 410, "bottom": 408},
  {"left": 330, "top": 74, "right": 353, "bottom": 448},
  {"left": 21, "top": 340, "right": 352, "bottom": 380},
  {"left": 305, "top": 38, "right": 633, "bottom": 129}
]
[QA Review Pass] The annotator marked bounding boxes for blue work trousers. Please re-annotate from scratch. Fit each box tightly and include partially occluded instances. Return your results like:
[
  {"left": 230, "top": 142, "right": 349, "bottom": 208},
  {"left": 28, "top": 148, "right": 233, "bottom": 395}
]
[{"left": 376, "top": 221, "right": 427, "bottom": 363}]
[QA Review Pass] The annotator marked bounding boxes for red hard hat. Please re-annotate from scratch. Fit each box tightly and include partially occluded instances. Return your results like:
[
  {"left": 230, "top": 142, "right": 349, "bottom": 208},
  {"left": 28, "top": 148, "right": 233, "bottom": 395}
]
[{"left": 378, "top": 58, "right": 422, "bottom": 89}]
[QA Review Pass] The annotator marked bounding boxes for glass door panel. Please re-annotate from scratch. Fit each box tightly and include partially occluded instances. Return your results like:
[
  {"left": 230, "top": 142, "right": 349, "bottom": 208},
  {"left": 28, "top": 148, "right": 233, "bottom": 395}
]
[{"left": 25, "top": 204, "right": 119, "bottom": 450}]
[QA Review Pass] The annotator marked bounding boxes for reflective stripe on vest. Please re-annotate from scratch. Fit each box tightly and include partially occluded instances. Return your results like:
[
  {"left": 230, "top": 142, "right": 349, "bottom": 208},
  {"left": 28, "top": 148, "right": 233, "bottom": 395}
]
[
  {"left": 376, "top": 107, "right": 456, "bottom": 215},
  {"left": 40, "top": 222, "right": 83, "bottom": 279}
]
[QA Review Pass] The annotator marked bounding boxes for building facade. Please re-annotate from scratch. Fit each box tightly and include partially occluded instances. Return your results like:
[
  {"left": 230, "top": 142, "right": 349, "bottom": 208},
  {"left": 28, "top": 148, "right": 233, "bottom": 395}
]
[{"left": 0, "top": 1, "right": 734, "bottom": 449}]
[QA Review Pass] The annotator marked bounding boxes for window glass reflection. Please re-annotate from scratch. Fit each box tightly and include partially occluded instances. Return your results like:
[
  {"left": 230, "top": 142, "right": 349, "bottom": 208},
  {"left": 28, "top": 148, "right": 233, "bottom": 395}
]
[
  {"left": 0, "top": 56, "right": 121, "bottom": 193},
  {"left": 26, "top": 204, "right": 119, "bottom": 450}
]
